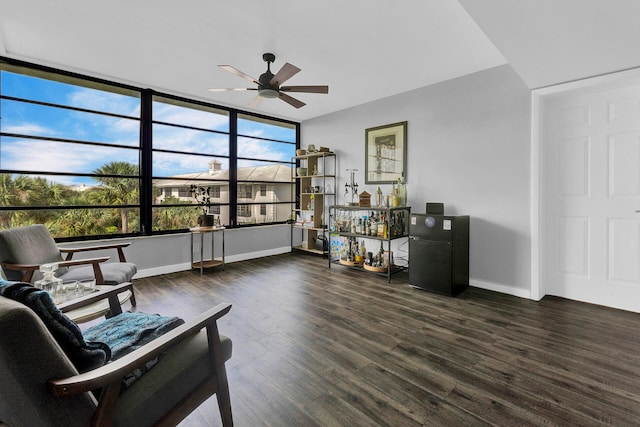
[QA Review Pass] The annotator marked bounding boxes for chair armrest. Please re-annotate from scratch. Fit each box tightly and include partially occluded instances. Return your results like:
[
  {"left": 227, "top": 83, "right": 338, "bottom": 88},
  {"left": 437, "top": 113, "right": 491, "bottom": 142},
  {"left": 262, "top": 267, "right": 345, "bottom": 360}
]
[
  {"left": 60, "top": 242, "right": 132, "bottom": 262},
  {"left": 47, "top": 302, "right": 232, "bottom": 396},
  {"left": 57, "top": 282, "right": 134, "bottom": 313},
  {"left": 1, "top": 257, "right": 109, "bottom": 283}
]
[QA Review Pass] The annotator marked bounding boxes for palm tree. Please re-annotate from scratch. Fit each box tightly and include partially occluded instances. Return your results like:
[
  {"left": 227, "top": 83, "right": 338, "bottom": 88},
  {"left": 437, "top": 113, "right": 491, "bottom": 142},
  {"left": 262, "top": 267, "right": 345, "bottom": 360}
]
[{"left": 88, "top": 162, "right": 139, "bottom": 233}]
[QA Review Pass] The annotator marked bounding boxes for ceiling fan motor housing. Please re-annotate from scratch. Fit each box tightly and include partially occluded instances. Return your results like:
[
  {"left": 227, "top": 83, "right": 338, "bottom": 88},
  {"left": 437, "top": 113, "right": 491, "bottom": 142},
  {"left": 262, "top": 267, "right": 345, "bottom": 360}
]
[
  {"left": 258, "top": 53, "right": 279, "bottom": 97},
  {"left": 262, "top": 52, "right": 276, "bottom": 63}
]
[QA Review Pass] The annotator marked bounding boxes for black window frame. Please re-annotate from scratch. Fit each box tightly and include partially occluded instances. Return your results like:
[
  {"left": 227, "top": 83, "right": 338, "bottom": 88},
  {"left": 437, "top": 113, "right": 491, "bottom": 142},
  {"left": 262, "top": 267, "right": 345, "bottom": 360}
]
[{"left": 0, "top": 56, "right": 299, "bottom": 241}]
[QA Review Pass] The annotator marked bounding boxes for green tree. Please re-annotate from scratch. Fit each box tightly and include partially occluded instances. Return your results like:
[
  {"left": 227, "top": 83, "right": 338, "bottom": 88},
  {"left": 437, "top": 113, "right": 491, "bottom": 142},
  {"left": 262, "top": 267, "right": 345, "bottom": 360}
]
[
  {"left": 152, "top": 195, "right": 196, "bottom": 230},
  {"left": 88, "top": 162, "right": 139, "bottom": 233},
  {"left": 0, "top": 174, "right": 70, "bottom": 229}
]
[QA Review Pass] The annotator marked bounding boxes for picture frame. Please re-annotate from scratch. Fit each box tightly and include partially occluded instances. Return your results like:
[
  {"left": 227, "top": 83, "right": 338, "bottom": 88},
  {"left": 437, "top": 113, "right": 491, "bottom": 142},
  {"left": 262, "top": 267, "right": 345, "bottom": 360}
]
[{"left": 364, "top": 121, "right": 407, "bottom": 184}]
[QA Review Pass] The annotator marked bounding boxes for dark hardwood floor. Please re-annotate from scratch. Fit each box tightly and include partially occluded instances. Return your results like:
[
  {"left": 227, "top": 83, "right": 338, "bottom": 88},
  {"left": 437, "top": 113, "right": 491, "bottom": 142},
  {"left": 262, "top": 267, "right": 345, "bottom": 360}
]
[{"left": 121, "top": 253, "right": 640, "bottom": 426}]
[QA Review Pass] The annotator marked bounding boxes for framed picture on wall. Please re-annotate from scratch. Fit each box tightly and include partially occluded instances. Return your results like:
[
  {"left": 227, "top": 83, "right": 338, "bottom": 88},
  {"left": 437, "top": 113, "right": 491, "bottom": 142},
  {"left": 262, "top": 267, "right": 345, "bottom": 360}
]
[{"left": 364, "top": 121, "right": 407, "bottom": 184}]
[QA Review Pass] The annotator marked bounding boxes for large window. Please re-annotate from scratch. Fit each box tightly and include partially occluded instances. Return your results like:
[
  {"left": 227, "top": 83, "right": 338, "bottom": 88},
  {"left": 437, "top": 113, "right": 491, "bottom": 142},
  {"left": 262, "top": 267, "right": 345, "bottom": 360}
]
[
  {"left": 235, "top": 114, "right": 296, "bottom": 225},
  {"left": 151, "top": 95, "right": 230, "bottom": 232},
  {"left": 0, "top": 63, "right": 141, "bottom": 238},
  {"left": 0, "top": 58, "right": 298, "bottom": 238}
]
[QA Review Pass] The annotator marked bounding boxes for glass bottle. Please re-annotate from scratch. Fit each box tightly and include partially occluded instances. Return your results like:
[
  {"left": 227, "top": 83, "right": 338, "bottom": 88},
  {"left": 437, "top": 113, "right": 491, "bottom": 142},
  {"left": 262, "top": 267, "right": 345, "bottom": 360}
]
[
  {"left": 377, "top": 212, "right": 385, "bottom": 237},
  {"left": 368, "top": 212, "right": 375, "bottom": 236},
  {"left": 398, "top": 174, "right": 407, "bottom": 206},
  {"left": 34, "top": 263, "right": 63, "bottom": 299},
  {"left": 376, "top": 187, "right": 384, "bottom": 206}
]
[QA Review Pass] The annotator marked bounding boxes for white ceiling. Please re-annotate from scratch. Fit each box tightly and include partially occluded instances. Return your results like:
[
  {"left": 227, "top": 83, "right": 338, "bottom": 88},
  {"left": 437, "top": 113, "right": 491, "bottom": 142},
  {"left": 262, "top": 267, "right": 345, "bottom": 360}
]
[{"left": 0, "top": 1, "right": 639, "bottom": 122}]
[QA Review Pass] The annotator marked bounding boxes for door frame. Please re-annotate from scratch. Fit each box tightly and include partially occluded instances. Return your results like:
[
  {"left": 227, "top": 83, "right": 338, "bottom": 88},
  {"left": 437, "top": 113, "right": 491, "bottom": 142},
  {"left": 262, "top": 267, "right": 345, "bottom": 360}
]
[{"left": 531, "top": 67, "right": 640, "bottom": 302}]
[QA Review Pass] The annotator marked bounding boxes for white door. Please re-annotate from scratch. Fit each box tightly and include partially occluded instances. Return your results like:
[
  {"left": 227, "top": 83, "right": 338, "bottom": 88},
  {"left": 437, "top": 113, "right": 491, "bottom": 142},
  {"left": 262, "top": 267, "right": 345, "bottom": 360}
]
[{"left": 543, "top": 85, "right": 640, "bottom": 312}]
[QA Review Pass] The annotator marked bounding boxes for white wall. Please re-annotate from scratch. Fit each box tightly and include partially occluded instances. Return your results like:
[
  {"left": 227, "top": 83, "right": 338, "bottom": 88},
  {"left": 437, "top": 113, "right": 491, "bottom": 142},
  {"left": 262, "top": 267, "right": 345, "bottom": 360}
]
[
  {"left": 303, "top": 65, "right": 533, "bottom": 297},
  {"left": 56, "top": 65, "right": 532, "bottom": 297},
  {"left": 58, "top": 224, "right": 292, "bottom": 278}
]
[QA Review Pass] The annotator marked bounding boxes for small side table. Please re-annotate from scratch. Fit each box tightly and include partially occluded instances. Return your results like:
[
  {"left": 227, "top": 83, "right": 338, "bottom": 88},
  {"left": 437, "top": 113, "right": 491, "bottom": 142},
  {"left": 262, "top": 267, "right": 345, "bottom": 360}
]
[
  {"left": 58, "top": 284, "right": 134, "bottom": 323},
  {"left": 190, "top": 226, "right": 225, "bottom": 275}
]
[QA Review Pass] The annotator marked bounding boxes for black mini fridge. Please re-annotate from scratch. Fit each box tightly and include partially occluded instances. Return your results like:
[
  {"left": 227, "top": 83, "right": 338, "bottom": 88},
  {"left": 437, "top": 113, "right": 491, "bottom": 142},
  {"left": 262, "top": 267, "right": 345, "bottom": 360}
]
[{"left": 408, "top": 214, "right": 469, "bottom": 296}]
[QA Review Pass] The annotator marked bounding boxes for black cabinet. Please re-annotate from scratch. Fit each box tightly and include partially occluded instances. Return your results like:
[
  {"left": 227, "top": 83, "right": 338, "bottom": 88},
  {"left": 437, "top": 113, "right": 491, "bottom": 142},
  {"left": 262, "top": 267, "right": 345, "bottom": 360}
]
[{"left": 408, "top": 214, "right": 469, "bottom": 296}]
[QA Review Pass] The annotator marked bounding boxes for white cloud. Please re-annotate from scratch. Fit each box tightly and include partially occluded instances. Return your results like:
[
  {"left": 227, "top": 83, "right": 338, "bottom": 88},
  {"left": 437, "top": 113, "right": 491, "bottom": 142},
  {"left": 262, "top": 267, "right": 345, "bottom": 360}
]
[
  {"left": 68, "top": 88, "right": 139, "bottom": 117},
  {"left": 154, "top": 102, "right": 228, "bottom": 131},
  {"left": 3, "top": 138, "right": 136, "bottom": 178},
  {"left": 3, "top": 123, "right": 56, "bottom": 135},
  {"left": 238, "top": 136, "right": 290, "bottom": 162}
]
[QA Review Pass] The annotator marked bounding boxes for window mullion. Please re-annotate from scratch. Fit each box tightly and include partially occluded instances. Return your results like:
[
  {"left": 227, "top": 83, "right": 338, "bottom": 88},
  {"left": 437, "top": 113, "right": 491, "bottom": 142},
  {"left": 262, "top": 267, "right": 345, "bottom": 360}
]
[
  {"left": 229, "top": 111, "right": 238, "bottom": 227},
  {"left": 140, "top": 89, "right": 153, "bottom": 235}
]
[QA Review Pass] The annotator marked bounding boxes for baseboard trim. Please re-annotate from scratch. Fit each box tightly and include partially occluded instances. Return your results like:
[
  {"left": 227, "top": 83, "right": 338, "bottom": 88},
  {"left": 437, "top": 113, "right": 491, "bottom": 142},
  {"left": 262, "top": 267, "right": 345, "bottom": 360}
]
[
  {"left": 134, "top": 246, "right": 292, "bottom": 279},
  {"left": 225, "top": 246, "right": 291, "bottom": 263},
  {"left": 134, "top": 251, "right": 534, "bottom": 302},
  {"left": 470, "top": 279, "right": 532, "bottom": 300}
]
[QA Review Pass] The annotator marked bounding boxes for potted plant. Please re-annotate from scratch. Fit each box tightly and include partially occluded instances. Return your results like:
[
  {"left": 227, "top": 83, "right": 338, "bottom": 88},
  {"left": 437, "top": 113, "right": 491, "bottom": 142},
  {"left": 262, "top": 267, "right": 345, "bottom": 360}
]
[{"left": 190, "top": 184, "right": 215, "bottom": 227}]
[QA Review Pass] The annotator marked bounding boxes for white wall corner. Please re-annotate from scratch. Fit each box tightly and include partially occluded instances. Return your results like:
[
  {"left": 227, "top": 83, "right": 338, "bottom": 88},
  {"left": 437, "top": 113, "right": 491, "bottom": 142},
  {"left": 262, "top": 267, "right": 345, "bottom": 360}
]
[{"left": 530, "top": 91, "right": 543, "bottom": 301}]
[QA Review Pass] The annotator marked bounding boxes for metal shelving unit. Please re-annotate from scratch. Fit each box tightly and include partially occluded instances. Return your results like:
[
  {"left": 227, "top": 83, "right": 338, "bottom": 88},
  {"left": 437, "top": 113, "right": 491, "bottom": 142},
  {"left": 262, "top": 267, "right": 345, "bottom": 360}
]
[
  {"left": 328, "top": 205, "right": 410, "bottom": 282},
  {"left": 291, "top": 152, "right": 336, "bottom": 255}
]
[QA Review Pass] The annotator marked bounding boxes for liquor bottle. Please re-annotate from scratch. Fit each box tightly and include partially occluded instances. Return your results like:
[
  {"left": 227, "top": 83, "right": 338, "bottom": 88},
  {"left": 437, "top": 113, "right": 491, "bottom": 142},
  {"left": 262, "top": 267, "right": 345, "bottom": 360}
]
[
  {"left": 369, "top": 212, "right": 377, "bottom": 236},
  {"left": 377, "top": 212, "right": 385, "bottom": 237},
  {"left": 390, "top": 213, "right": 396, "bottom": 238},
  {"left": 382, "top": 215, "right": 388, "bottom": 239}
]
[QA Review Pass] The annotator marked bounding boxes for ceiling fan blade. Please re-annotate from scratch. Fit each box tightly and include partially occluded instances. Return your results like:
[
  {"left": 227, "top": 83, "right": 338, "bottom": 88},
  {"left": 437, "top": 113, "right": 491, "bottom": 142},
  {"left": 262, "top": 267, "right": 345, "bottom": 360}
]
[
  {"left": 270, "top": 63, "right": 301, "bottom": 86},
  {"left": 208, "top": 88, "right": 254, "bottom": 92},
  {"left": 280, "top": 85, "right": 329, "bottom": 94},
  {"left": 279, "top": 92, "right": 306, "bottom": 109},
  {"left": 218, "top": 65, "right": 259, "bottom": 85},
  {"left": 249, "top": 95, "right": 263, "bottom": 108}
]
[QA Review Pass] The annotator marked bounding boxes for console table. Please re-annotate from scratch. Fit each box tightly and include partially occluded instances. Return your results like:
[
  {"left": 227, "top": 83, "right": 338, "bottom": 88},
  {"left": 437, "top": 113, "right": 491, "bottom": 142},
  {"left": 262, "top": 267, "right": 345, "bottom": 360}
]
[{"left": 190, "top": 226, "right": 225, "bottom": 275}]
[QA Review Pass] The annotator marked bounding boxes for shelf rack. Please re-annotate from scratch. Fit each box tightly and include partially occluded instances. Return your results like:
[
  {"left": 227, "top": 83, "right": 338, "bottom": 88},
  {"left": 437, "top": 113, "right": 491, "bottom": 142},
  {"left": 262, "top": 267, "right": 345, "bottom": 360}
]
[
  {"left": 291, "top": 151, "right": 336, "bottom": 255},
  {"left": 328, "top": 205, "right": 410, "bottom": 282}
]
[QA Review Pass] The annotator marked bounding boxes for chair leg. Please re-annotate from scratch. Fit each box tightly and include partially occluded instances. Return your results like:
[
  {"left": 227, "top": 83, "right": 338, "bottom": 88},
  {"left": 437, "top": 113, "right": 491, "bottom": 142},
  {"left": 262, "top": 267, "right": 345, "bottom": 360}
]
[
  {"left": 106, "top": 294, "right": 123, "bottom": 318},
  {"left": 216, "top": 366, "right": 233, "bottom": 427},
  {"left": 128, "top": 284, "right": 137, "bottom": 307}
]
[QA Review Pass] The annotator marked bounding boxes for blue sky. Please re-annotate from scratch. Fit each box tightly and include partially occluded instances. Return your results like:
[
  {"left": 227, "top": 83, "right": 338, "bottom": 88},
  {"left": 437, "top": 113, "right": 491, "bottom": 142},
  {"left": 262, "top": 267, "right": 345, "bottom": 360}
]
[{"left": 1, "top": 70, "right": 296, "bottom": 186}]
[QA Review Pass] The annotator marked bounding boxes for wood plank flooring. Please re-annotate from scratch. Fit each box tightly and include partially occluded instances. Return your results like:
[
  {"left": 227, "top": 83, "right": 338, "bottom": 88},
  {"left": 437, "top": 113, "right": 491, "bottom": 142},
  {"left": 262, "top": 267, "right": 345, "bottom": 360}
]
[{"left": 122, "top": 253, "right": 640, "bottom": 426}]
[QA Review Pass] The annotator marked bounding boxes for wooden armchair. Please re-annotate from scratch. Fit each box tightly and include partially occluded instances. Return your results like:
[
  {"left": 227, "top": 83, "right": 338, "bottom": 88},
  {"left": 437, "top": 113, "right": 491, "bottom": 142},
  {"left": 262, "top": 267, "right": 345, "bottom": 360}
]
[
  {"left": 0, "top": 224, "right": 138, "bottom": 307},
  {"left": 0, "top": 282, "right": 233, "bottom": 427}
]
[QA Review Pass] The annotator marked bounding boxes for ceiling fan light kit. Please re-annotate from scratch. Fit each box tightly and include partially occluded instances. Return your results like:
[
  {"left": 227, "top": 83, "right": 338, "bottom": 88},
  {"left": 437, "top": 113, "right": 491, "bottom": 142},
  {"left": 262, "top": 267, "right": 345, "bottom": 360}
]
[
  {"left": 258, "top": 88, "right": 279, "bottom": 99},
  {"left": 211, "top": 52, "right": 328, "bottom": 108}
]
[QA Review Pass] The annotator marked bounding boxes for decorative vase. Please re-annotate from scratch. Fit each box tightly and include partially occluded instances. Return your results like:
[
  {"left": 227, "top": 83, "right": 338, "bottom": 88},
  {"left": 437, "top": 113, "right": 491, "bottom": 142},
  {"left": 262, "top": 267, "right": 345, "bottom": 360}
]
[{"left": 197, "top": 214, "right": 214, "bottom": 227}]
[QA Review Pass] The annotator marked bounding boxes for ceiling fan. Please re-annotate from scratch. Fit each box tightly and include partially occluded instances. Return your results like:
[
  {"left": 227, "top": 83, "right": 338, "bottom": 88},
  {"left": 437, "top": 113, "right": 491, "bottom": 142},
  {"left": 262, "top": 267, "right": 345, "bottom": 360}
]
[{"left": 209, "top": 53, "right": 329, "bottom": 109}]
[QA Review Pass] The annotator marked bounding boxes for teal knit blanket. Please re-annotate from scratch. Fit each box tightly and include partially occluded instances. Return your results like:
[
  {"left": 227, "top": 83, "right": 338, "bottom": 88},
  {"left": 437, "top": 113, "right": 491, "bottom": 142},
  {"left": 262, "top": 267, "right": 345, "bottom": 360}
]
[{"left": 1, "top": 280, "right": 184, "bottom": 390}]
